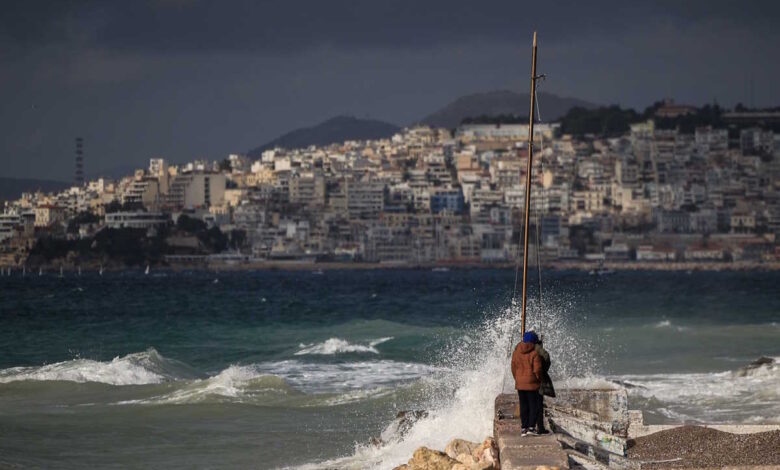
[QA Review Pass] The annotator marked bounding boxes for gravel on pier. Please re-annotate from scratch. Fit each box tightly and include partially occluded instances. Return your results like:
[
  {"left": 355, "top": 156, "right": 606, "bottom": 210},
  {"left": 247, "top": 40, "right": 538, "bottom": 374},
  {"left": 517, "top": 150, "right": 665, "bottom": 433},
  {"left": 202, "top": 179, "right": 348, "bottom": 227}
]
[{"left": 627, "top": 425, "right": 780, "bottom": 468}]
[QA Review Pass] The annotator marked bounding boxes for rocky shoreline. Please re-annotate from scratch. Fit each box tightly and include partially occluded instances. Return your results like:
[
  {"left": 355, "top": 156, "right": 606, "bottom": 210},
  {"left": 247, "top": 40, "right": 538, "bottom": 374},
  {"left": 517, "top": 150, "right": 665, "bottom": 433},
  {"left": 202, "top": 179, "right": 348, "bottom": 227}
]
[
  {"left": 393, "top": 437, "right": 500, "bottom": 470},
  {"left": 390, "top": 427, "right": 780, "bottom": 470},
  {"left": 627, "top": 425, "right": 780, "bottom": 468}
]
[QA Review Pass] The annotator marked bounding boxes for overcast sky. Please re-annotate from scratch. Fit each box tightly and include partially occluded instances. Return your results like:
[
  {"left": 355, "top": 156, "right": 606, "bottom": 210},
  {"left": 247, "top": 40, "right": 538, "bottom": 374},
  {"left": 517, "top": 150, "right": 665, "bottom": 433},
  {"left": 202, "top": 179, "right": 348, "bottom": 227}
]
[{"left": 2, "top": 0, "right": 779, "bottom": 180}]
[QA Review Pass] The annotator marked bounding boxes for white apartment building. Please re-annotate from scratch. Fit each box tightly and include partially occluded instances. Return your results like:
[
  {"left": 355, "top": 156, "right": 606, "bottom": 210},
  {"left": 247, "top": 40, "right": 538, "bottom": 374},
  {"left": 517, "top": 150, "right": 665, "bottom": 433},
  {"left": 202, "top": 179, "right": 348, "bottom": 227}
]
[
  {"left": 167, "top": 173, "right": 226, "bottom": 210},
  {"left": 346, "top": 181, "right": 385, "bottom": 219},
  {"left": 105, "top": 212, "right": 170, "bottom": 230}
]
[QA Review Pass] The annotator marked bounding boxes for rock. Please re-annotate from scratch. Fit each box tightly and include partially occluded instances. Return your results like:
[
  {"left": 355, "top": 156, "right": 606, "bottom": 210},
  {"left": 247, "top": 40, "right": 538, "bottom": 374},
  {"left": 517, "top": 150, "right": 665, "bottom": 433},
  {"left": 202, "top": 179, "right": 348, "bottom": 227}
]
[
  {"left": 480, "top": 446, "right": 499, "bottom": 470},
  {"left": 396, "top": 410, "right": 429, "bottom": 436},
  {"left": 455, "top": 452, "right": 478, "bottom": 466},
  {"left": 735, "top": 356, "right": 775, "bottom": 377},
  {"left": 445, "top": 439, "right": 479, "bottom": 459},
  {"left": 452, "top": 462, "right": 494, "bottom": 470},
  {"left": 392, "top": 465, "right": 411, "bottom": 470},
  {"left": 408, "top": 446, "right": 460, "bottom": 470},
  {"left": 371, "top": 410, "right": 428, "bottom": 447},
  {"left": 461, "top": 437, "right": 498, "bottom": 470},
  {"left": 470, "top": 437, "right": 498, "bottom": 460}
]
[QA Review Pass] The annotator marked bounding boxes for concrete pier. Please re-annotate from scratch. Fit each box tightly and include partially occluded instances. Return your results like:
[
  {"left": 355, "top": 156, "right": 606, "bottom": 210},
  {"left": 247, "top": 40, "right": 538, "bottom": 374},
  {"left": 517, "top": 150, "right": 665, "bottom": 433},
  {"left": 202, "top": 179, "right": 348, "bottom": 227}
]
[
  {"left": 494, "top": 394, "right": 570, "bottom": 470},
  {"left": 496, "top": 390, "right": 780, "bottom": 469}
]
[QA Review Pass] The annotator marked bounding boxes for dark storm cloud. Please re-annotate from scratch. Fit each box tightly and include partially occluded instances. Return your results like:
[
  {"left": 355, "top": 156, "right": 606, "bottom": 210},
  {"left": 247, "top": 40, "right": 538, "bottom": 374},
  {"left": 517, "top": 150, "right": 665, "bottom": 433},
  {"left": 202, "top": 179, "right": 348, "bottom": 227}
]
[
  {"left": 4, "top": 0, "right": 778, "bottom": 53},
  {"left": 1, "top": 1, "right": 779, "bottom": 180}
]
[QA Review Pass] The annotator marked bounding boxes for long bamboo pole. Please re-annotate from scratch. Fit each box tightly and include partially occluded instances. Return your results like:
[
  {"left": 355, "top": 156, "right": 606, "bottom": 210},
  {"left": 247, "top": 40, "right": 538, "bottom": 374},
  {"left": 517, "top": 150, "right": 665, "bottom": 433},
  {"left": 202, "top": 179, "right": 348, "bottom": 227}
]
[{"left": 520, "top": 32, "right": 538, "bottom": 336}]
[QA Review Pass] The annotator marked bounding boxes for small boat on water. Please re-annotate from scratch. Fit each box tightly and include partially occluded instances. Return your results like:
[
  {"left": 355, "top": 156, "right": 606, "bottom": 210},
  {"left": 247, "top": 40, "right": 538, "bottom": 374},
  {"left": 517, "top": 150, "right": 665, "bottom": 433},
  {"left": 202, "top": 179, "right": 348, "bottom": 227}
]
[
  {"left": 432, "top": 267, "right": 450, "bottom": 272},
  {"left": 589, "top": 266, "right": 615, "bottom": 276},
  {"left": 145, "top": 264, "right": 150, "bottom": 275}
]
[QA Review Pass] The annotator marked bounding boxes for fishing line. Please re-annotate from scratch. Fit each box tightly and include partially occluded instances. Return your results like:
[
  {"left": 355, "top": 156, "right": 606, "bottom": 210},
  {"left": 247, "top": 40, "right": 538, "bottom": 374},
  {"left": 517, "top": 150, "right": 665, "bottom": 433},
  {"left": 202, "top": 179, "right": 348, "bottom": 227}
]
[{"left": 534, "top": 87, "right": 546, "bottom": 334}]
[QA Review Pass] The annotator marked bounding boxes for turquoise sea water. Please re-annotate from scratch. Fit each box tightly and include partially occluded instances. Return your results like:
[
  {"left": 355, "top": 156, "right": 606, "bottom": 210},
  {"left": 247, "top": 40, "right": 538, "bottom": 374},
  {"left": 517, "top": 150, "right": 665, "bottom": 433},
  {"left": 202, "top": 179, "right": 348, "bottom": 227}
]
[{"left": 0, "top": 270, "right": 778, "bottom": 468}]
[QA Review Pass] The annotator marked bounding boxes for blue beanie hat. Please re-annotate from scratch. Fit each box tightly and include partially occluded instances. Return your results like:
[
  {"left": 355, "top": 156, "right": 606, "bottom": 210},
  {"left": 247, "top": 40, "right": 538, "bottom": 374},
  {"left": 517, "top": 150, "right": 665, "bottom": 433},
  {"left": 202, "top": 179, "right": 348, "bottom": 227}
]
[{"left": 523, "top": 331, "right": 539, "bottom": 343}]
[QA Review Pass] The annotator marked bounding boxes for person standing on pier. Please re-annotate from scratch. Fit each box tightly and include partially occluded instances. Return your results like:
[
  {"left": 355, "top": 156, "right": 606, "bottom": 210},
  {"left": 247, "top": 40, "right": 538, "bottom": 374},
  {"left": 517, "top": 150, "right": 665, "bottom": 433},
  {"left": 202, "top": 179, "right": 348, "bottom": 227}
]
[
  {"left": 535, "top": 335, "right": 555, "bottom": 434},
  {"left": 511, "top": 331, "right": 543, "bottom": 436}
]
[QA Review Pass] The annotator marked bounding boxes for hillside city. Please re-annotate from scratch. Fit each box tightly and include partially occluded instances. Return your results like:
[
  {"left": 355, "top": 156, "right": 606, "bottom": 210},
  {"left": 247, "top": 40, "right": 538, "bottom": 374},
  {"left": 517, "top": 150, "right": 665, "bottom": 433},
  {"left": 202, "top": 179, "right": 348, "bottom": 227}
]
[{"left": 2, "top": 101, "right": 780, "bottom": 269}]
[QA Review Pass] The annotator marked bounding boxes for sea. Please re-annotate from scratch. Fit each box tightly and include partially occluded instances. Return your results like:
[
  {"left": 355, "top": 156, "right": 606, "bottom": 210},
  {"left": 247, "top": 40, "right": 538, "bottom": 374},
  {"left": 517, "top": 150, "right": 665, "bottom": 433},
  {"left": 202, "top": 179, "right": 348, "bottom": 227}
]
[{"left": 0, "top": 269, "right": 778, "bottom": 469}]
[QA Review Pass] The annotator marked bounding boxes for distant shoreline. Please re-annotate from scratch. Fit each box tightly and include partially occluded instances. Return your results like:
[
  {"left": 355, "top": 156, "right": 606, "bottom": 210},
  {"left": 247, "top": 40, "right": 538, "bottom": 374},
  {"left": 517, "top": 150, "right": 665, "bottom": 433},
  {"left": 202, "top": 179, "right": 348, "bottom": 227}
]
[{"left": 15, "top": 260, "right": 780, "bottom": 273}]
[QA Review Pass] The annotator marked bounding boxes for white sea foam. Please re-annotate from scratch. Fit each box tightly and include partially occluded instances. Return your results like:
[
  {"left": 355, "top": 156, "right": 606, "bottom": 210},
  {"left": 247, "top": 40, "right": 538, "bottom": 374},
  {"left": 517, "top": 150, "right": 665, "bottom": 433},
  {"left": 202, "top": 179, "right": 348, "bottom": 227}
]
[
  {"left": 652, "top": 319, "right": 689, "bottom": 332},
  {"left": 292, "top": 297, "right": 596, "bottom": 470},
  {"left": 0, "top": 348, "right": 191, "bottom": 386},
  {"left": 120, "top": 365, "right": 298, "bottom": 405},
  {"left": 118, "top": 359, "right": 437, "bottom": 405},
  {"left": 320, "top": 387, "right": 397, "bottom": 407},
  {"left": 295, "top": 337, "right": 393, "bottom": 356},
  {"left": 613, "top": 356, "right": 780, "bottom": 423},
  {"left": 253, "top": 359, "right": 438, "bottom": 394}
]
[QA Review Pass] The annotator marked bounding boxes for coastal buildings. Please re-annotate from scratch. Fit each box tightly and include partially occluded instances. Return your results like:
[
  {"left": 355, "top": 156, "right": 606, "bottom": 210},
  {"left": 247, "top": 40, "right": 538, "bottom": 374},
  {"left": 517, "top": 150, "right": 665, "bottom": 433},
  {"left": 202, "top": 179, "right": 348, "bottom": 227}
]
[{"left": 2, "top": 108, "right": 779, "bottom": 267}]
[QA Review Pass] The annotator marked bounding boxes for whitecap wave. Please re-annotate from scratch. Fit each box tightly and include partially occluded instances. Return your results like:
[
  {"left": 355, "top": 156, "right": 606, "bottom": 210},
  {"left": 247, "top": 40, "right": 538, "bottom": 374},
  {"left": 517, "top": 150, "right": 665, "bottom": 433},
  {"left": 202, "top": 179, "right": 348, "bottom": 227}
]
[
  {"left": 652, "top": 319, "right": 688, "bottom": 332},
  {"left": 120, "top": 366, "right": 299, "bottom": 405},
  {"left": 295, "top": 337, "right": 393, "bottom": 356},
  {"left": 253, "top": 359, "right": 438, "bottom": 394},
  {"left": 0, "top": 348, "right": 198, "bottom": 386},
  {"left": 613, "top": 356, "right": 780, "bottom": 424},
  {"left": 117, "top": 359, "right": 437, "bottom": 406},
  {"left": 292, "top": 296, "right": 596, "bottom": 470}
]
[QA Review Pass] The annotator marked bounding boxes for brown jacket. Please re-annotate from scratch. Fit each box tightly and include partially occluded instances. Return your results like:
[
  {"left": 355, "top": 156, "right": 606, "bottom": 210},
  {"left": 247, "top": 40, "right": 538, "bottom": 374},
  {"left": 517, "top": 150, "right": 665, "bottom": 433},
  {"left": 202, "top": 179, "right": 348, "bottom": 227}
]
[{"left": 511, "top": 342, "right": 542, "bottom": 391}]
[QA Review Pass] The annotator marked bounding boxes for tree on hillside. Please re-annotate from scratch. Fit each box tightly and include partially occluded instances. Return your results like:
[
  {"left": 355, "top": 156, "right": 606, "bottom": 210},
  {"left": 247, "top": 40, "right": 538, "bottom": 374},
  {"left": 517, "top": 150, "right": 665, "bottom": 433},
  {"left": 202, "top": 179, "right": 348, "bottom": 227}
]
[
  {"left": 560, "top": 106, "right": 643, "bottom": 137},
  {"left": 176, "top": 214, "right": 207, "bottom": 233}
]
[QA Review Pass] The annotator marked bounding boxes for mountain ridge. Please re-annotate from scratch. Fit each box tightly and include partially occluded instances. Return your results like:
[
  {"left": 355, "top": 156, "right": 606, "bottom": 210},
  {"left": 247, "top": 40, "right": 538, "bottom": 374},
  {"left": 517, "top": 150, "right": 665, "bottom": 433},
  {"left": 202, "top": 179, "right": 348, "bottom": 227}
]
[
  {"left": 247, "top": 91, "right": 599, "bottom": 157},
  {"left": 248, "top": 115, "right": 400, "bottom": 157},
  {"left": 418, "top": 90, "right": 598, "bottom": 128}
]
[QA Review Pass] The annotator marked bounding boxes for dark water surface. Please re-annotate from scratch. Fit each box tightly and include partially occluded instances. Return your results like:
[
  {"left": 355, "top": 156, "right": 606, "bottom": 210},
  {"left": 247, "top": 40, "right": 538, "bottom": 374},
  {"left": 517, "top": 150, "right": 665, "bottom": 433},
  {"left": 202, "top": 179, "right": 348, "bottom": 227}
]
[{"left": 0, "top": 270, "right": 778, "bottom": 469}]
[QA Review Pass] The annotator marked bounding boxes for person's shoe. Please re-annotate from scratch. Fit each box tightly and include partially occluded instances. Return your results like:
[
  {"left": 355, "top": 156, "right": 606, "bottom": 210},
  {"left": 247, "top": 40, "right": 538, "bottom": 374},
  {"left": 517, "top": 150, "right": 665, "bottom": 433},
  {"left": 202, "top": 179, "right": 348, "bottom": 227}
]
[
  {"left": 536, "top": 428, "right": 550, "bottom": 435},
  {"left": 526, "top": 429, "right": 540, "bottom": 436},
  {"left": 520, "top": 428, "right": 528, "bottom": 436}
]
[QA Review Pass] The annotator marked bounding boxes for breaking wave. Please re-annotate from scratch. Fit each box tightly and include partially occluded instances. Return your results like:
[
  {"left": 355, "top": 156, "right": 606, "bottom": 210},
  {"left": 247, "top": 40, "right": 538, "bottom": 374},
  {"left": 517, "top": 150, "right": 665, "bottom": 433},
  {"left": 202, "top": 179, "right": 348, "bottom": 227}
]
[
  {"left": 0, "top": 349, "right": 437, "bottom": 408},
  {"left": 119, "top": 366, "right": 301, "bottom": 405},
  {"left": 0, "top": 348, "right": 200, "bottom": 386},
  {"left": 295, "top": 337, "right": 393, "bottom": 356},
  {"left": 652, "top": 319, "right": 689, "bottom": 331},
  {"left": 117, "top": 358, "right": 435, "bottom": 406},
  {"left": 253, "top": 359, "right": 438, "bottom": 394},
  {"left": 294, "top": 296, "right": 596, "bottom": 470},
  {"left": 615, "top": 356, "right": 780, "bottom": 424}
]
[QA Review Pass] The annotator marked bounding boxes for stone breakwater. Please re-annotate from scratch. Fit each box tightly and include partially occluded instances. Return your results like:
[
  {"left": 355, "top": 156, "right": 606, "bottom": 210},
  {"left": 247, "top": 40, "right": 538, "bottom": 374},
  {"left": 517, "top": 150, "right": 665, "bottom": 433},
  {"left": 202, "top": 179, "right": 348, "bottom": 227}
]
[{"left": 392, "top": 437, "right": 500, "bottom": 470}]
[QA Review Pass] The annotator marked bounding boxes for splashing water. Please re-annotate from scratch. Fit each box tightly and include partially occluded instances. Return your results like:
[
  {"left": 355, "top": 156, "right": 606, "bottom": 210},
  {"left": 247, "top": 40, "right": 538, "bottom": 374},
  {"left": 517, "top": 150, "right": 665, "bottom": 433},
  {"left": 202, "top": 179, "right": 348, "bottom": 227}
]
[{"left": 294, "top": 291, "right": 598, "bottom": 470}]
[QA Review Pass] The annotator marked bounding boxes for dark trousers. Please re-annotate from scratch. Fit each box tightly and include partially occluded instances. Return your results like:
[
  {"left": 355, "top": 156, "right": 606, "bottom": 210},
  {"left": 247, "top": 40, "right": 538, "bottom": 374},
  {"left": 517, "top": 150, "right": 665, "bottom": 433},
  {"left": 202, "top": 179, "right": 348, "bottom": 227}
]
[{"left": 517, "top": 390, "right": 540, "bottom": 430}]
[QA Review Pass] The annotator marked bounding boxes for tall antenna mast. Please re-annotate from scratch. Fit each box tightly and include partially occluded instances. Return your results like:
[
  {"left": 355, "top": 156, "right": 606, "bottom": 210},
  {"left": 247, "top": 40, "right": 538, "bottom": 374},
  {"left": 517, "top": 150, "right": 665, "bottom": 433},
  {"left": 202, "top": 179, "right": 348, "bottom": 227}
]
[
  {"left": 75, "top": 137, "right": 84, "bottom": 186},
  {"left": 520, "top": 32, "right": 539, "bottom": 335}
]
